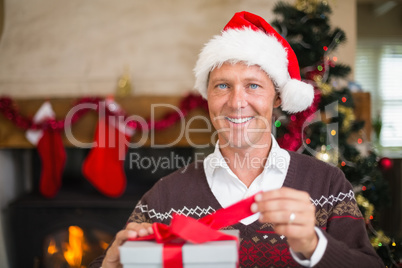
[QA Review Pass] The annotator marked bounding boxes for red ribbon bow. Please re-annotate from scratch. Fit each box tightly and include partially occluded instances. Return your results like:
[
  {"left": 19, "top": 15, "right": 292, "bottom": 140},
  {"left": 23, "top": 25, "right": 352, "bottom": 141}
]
[{"left": 129, "top": 193, "right": 258, "bottom": 268}]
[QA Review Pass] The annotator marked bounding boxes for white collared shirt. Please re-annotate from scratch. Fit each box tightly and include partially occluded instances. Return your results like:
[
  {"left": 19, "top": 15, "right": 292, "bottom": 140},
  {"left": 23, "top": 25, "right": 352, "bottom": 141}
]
[
  {"left": 203, "top": 135, "right": 327, "bottom": 267},
  {"left": 204, "top": 136, "right": 290, "bottom": 224}
]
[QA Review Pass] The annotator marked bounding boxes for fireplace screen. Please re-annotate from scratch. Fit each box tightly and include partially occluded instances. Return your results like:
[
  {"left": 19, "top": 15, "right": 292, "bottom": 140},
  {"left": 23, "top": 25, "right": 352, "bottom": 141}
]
[{"left": 42, "top": 225, "right": 112, "bottom": 268}]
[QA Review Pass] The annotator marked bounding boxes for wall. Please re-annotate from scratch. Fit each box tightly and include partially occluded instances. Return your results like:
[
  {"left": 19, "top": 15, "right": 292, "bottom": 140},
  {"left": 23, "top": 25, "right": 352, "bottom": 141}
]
[
  {"left": 331, "top": 0, "right": 357, "bottom": 78},
  {"left": 357, "top": 3, "right": 402, "bottom": 39},
  {"left": 0, "top": 0, "right": 357, "bottom": 98}
]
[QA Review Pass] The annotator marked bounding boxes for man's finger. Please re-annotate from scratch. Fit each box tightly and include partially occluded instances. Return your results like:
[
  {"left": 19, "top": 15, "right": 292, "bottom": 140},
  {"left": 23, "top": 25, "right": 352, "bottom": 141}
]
[
  {"left": 255, "top": 187, "right": 311, "bottom": 202},
  {"left": 252, "top": 199, "right": 311, "bottom": 214}
]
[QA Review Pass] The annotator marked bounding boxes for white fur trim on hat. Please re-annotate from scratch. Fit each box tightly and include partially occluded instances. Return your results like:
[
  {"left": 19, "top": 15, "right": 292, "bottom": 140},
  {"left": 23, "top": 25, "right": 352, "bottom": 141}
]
[
  {"left": 281, "top": 79, "right": 314, "bottom": 113},
  {"left": 193, "top": 27, "right": 314, "bottom": 113},
  {"left": 194, "top": 28, "right": 289, "bottom": 96}
]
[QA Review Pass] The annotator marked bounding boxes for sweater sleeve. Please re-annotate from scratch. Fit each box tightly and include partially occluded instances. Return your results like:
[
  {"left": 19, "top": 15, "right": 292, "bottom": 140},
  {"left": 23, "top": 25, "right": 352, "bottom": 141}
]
[
  {"left": 88, "top": 182, "right": 162, "bottom": 268},
  {"left": 314, "top": 168, "right": 384, "bottom": 268}
]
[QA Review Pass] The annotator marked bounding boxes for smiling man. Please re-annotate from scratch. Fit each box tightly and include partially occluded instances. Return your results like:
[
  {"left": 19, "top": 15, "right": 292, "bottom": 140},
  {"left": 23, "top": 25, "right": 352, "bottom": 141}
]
[{"left": 91, "top": 11, "right": 384, "bottom": 268}]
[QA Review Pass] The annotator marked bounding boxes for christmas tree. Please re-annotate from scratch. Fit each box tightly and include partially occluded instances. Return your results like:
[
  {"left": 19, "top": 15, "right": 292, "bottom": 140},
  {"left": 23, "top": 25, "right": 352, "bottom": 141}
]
[{"left": 271, "top": 0, "right": 401, "bottom": 266}]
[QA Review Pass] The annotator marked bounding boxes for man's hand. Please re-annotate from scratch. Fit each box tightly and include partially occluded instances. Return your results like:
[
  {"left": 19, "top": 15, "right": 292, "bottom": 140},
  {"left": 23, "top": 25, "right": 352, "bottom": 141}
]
[
  {"left": 251, "top": 187, "right": 318, "bottom": 259},
  {"left": 102, "top": 222, "right": 154, "bottom": 268}
]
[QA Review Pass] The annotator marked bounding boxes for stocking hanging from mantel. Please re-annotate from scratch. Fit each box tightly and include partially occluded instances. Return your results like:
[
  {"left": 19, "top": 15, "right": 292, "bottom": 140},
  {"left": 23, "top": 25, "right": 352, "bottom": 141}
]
[
  {"left": 26, "top": 102, "right": 66, "bottom": 198},
  {"left": 82, "top": 99, "right": 134, "bottom": 198}
]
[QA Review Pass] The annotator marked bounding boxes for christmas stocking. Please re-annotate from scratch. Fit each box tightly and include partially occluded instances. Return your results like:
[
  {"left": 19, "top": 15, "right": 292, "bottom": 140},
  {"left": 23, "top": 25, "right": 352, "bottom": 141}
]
[
  {"left": 82, "top": 101, "right": 134, "bottom": 198},
  {"left": 26, "top": 102, "right": 66, "bottom": 198}
]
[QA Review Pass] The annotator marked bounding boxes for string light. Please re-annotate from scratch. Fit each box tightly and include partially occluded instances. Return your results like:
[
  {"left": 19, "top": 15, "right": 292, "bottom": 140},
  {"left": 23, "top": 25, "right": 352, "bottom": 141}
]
[
  {"left": 332, "top": 56, "right": 338, "bottom": 62},
  {"left": 362, "top": 186, "right": 367, "bottom": 191},
  {"left": 323, "top": 46, "right": 328, "bottom": 51},
  {"left": 341, "top": 161, "right": 346, "bottom": 166},
  {"left": 317, "top": 65, "right": 323, "bottom": 71},
  {"left": 342, "top": 97, "right": 347, "bottom": 103},
  {"left": 290, "top": 115, "right": 296, "bottom": 121},
  {"left": 317, "top": 145, "right": 330, "bottom": 162},
  {"left": 331, "top": 130, "right": 336, "bottom": 136},
  {"left": 358, "top": 138, "right": 363, "bottom": 144},
  {"left": 392, "top": 242, "right": 396, "bottom": 247},
  {"left": 274, "top": 120, "right": 281, "bottom": 127},
  {"left": 370, "top": 215, "right": 374, "bottom": 220},
  {"left": 306, "top": 138, "right": 311, "bottom": 144}
]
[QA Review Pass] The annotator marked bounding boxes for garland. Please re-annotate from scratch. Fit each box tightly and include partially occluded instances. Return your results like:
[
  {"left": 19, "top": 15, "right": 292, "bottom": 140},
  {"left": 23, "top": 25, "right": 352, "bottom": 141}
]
[
  {"left": 278, "top": 91, "right": 321, "bottom": 151},
  {"left": 0, "top": 94, "right": 208, "bottom": 132}
]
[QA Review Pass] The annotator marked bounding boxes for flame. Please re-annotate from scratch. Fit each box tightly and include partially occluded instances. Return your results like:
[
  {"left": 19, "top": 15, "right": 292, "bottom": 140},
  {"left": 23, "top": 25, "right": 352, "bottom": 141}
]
[
  {"left": 100, "top": 241, "right": 109, "bottom": 250},
  {"left": 47, "top": 239, "right": 58, "bottom": 254},
  {"left": 63, "top": 226, "right": 84, "bottom": 268}
]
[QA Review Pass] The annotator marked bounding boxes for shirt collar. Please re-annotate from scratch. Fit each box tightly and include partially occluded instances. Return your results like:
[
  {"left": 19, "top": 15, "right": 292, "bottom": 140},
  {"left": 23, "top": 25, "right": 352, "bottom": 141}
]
[
  {"left": 204, "top": 140, "right": 229, "bottom": 178},
  {"left": 204, "top": 135, "right": 290, "bottom": 178}
]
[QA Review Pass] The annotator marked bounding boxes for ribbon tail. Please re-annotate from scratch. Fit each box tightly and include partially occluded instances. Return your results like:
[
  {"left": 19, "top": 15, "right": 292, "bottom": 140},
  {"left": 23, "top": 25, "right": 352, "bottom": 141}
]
[
  {"left": 163, "top": 242, "right": 184, "bottom": 268},
  {"left": 200, "top": 193, "right": 258, "bottom": 229}
]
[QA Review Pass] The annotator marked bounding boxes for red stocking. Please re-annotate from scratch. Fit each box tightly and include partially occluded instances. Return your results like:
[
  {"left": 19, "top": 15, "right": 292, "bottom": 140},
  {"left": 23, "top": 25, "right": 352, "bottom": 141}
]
[
  {"left": 37, "top": 130, "right": 67, "bottom": 198},
  {"left": 82, "top": 116, "right": 133, "bottom": 198},
  {"left": 26, "top": 102, "right": 66, "bottom": 198}
]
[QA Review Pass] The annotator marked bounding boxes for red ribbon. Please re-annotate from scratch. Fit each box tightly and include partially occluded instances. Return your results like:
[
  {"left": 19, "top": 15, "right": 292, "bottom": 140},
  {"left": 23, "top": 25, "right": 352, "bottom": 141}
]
[{"left": 129, "top": 193, "right": 258, "bottom": 268}]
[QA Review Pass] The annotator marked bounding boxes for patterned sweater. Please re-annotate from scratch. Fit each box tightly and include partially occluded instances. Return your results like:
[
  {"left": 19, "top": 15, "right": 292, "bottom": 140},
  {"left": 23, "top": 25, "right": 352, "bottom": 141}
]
[{"left": 90, "top": 151, "right": 384, "bottom": 268}]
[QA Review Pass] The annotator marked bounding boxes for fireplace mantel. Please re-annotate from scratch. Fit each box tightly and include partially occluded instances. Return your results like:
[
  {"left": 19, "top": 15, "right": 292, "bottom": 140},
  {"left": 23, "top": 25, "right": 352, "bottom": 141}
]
[
  {"left": 0, "top": 95, "right": 213, "bottom": 148},
  {"left": 0, "top": 93, "right": 371, "bottom": 148}
]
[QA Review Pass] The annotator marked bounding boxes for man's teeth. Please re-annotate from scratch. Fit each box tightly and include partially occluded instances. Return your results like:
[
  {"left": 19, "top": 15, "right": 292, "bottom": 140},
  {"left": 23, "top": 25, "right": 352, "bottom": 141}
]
[{"left": 226, "top": 117, "right": 253, "bottom": 124}]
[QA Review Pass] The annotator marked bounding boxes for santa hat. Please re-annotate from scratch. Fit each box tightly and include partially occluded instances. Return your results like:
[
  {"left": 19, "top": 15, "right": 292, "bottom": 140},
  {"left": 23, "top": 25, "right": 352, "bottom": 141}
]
[{"left": 193, "top": 11, "right": 314, "bottom": 113}]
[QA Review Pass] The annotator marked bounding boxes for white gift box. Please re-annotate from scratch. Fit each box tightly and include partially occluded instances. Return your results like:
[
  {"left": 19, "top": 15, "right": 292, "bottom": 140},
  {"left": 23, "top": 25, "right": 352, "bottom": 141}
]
[{"left": 119, "top": 230, "right": 239, "bottom": 268}]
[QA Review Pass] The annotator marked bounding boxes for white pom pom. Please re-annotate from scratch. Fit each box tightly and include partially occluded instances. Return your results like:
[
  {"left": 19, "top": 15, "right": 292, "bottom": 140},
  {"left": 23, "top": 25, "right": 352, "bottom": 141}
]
[{"left": 280, "top": 79, "right": 314, "bottom": 113}]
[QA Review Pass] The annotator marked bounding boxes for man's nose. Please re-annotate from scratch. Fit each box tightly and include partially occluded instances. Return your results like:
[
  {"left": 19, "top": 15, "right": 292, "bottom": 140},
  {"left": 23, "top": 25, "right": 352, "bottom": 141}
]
[{"left": 228, "top": 87, "right": 247, "bottom": 109}]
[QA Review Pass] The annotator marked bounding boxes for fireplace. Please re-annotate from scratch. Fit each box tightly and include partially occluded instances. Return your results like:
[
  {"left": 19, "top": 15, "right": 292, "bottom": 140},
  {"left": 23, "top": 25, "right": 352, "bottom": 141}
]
[{"left": 5, "top": 146, "right": 196, "bottom": 268}]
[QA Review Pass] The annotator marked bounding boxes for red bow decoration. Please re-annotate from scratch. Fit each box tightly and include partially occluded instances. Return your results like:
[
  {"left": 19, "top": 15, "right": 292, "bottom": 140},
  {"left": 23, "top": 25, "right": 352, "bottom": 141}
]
[{"left": 129, "top": 193, "right": 258, "bottom": 268}]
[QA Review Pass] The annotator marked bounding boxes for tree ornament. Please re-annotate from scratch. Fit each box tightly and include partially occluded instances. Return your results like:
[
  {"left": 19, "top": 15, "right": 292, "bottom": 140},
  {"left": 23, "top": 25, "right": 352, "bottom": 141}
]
[
  {"left": 378, "top": 157, "right": 393, "bottom": 171},
  {"left": 116, "top": 68, "right": 132, "bottom": 97}
]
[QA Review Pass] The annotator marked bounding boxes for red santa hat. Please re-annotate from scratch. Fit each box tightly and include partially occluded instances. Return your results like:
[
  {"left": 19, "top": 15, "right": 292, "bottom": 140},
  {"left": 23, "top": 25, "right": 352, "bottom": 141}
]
[{"left": 193, "top": 11, "right": 314, "bottom": 113}]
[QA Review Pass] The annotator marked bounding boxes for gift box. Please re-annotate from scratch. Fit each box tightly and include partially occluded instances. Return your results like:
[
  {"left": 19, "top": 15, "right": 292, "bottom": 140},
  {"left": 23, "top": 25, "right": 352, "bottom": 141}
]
[{"left": 119, "top": 229, "right": 239, "bottom": 268}]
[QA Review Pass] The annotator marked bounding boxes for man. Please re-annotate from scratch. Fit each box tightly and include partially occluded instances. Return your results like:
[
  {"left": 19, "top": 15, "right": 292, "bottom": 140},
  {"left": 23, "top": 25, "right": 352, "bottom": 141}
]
[{"left": 91, "top": 11, "right": 383, "bottom": 268}]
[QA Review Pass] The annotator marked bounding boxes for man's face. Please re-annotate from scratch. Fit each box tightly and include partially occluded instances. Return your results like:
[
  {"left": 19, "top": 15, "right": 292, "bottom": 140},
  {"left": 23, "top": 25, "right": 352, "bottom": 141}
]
[{"left": 207, "top": 62, "right": 281, "bottom": 149}]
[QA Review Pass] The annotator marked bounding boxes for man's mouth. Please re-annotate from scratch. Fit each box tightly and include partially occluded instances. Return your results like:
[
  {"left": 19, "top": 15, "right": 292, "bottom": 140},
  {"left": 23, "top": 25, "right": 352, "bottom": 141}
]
[{"left": 225, "top": 116, "right": 254, "bottom": 124}]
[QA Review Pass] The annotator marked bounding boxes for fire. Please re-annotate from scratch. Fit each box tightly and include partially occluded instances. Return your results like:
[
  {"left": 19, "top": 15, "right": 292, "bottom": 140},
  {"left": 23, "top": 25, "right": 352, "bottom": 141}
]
[
  {"left": 100, "top": 241, "right": 109, "bottom": 250},
  {"left": 47, "top": 239, "right": 58, "bottom": 254},
  {"left": 45, "top": 225, "right": 111, "bottom": 267},
  {"left": 63, "top": 226, "right": 84, "bottom": 268}
]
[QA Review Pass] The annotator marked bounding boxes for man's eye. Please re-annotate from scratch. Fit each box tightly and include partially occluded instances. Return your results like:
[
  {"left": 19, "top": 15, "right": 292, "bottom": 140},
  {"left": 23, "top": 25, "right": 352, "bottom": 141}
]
[
  {"left": 218, "top": 84, "right": 228, "bottom": 89},
  {"left": 250, "top": 84, "right": 259, "bottom": 89}
]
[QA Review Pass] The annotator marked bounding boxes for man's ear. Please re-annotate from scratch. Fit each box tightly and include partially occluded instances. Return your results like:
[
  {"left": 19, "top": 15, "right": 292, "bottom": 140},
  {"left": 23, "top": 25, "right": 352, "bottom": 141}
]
[{"left": 273, "top": 93, "right": 282, "bottom": 108}]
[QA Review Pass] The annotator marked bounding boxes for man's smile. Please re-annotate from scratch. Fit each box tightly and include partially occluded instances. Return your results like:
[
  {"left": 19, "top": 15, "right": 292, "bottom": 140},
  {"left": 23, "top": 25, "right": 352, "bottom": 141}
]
[{"left": 225, "top": 116, "right": 254, "bottom": 124}]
